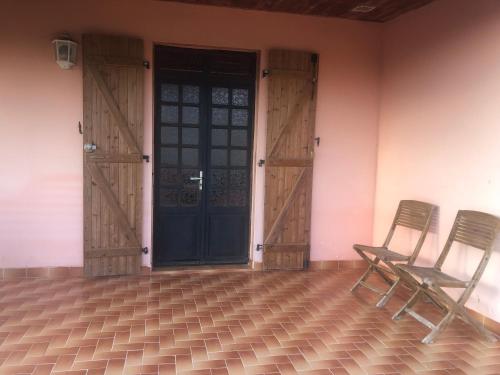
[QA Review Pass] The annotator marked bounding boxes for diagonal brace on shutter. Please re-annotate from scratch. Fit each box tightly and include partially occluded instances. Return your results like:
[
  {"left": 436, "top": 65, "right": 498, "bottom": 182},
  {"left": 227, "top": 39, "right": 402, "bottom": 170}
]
[
  {"left": 88, "top": 64, "right": 141, "bottom": 155},
  {"left": 86, "top": 162, "right": 140, "bottom": 247},
  {"left": 268, "top": 83, "right": 312, "bottom": 159},
  {"left": 264, "top": 167, "right": 311, "bottom": 245}
]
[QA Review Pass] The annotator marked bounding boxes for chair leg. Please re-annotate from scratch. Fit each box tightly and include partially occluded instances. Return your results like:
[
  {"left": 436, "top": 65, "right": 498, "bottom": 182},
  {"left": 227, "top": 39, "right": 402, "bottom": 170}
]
[
  {"left": 421, "top": 311, "right": 455, "bottom": 344},
  {"left": 393, "top": 288, "right": 423, "bottom": 320},
  {"left": 376, "top": 277, "right": 401, "bottom": 308},
  {"left": 350, "top": 265, "right": 373, "bottom": 293}
]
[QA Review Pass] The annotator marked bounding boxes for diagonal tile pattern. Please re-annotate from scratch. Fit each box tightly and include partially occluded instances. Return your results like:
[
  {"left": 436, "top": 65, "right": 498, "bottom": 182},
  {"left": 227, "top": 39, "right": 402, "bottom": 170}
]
[{"left": 0, "top": 269, "right": 499, "bottom": 374}]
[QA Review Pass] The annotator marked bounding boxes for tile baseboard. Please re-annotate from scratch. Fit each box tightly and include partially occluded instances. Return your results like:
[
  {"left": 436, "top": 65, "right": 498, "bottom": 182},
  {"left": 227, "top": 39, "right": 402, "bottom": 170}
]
[{"left": 1, "top": 267, "right": 84, "bottom": 280}]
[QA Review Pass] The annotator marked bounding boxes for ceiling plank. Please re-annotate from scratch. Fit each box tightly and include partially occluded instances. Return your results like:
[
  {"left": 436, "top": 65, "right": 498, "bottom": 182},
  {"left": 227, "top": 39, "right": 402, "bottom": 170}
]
[{"left": 159, "top": 0, "right": 436, "bottom": 22}]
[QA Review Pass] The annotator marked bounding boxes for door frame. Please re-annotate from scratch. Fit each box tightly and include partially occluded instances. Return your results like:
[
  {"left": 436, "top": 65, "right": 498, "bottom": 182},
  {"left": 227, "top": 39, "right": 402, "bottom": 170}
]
[{"left": 151, "top": 43, "right": 260, "bottom": 268}]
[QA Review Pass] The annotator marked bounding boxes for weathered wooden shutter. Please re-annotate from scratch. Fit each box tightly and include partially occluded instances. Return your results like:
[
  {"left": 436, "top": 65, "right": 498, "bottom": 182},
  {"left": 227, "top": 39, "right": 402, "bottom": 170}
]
[
  {"left": 82, "top": 35, "right": 144, "bottom": 277},
  {"left": 263, "top": 50, "right": 318, "bottom": 270}
]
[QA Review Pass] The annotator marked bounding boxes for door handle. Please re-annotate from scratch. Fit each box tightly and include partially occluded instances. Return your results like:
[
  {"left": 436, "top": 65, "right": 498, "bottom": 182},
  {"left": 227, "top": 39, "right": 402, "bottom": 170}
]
[
  {"left": 189, "top": 171, "right": 203, "bottom": 191},
  {"left": 84, "top": 143, "right": 97, "bottom": 153}
]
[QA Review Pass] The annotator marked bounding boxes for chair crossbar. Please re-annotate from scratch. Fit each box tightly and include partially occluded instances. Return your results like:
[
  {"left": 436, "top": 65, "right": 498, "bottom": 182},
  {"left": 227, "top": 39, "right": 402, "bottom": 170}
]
[
  {"left": 406, "top": 308, "right": 436, "bottom": 330},
  {"left": 359, "top": 281, "right": 385, "bottom": 295}
]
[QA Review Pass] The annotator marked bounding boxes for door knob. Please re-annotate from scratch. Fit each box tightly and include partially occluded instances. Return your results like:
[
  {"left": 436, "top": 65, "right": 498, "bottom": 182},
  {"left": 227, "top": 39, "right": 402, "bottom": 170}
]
[
  {"left": 189, "top": 171, "right": 203, "bottom": 191},
  {"left": 84, "top": 143, "right": 97, "bottom": 153}
]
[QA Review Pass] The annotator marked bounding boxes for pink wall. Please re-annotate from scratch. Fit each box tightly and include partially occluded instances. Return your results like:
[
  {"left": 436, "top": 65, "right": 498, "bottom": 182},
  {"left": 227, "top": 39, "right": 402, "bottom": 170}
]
[
  {"left": 0, "top": 0, "right": 381, "bottom": 267},
  {"left": 375, "top": 0, "right": 500, "bottom": 321}
]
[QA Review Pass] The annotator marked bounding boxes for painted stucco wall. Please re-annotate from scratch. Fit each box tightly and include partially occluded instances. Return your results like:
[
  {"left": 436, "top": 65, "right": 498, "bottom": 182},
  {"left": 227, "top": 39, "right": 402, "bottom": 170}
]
[
  {"left": 0, "top": 0, "right": 382, "bottom": 267},
  {"left": 375, "top": 0, "right": 500, "bottom": 321}
]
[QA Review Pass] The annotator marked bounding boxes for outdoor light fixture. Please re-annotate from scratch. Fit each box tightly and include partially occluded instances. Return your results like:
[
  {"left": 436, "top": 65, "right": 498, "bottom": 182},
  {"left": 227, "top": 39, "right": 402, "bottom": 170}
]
[
  {"left": 52, "top": 36, "right": 78, "bottom": 69},
  {"left": 351, "top": 4, "right": 377, "bottom": 13}
]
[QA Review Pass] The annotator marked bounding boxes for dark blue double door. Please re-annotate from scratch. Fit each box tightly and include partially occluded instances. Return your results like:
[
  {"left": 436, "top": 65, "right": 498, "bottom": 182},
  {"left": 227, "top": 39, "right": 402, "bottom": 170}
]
[{"left": 153, "top": 46, "right": 256, "bottom": 266}]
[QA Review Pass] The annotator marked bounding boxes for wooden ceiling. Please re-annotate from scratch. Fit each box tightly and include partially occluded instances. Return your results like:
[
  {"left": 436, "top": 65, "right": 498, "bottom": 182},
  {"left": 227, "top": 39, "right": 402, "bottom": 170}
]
[{"left": 160, "top": 0, "right": 436, "bottom": 22}]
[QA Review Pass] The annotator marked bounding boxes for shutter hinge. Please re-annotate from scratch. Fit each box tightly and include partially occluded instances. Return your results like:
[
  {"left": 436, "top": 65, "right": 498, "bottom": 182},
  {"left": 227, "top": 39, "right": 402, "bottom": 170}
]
[
  {"left": 258, "top": 159, "right": 265, "bottom": 167},
  {"left": 78, "top": 121, "right": 83, "bottom": 135},
  {"left": 256, "top": 244, "right": 263, "bottom": 252},
  {"left": 142, "top": 247, "right": 149, "bottom": 254},
  {"left": 262, "top": 69, "right": 270, "bottom": 78},
  {"left": 143, "top": 60, "right": 150, "bottom": 69},
  {"left": 314, "top": 137, "right": 320, "bottom": 147},
  {"left": 143, "top": 155, "right": 150, "bottom": 163},
  {"left": 311, "top": 53, "right": 319, "bottom": 98}
]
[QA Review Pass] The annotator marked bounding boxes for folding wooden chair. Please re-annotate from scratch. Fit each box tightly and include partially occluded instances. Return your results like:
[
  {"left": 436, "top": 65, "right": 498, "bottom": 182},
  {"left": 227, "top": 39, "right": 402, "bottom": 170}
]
[
  {"left": 393, "top": 210, "right": 500, "bottom": 344},
  {"left": 351, "top": 200, "right": 436, "bottom": 308}
]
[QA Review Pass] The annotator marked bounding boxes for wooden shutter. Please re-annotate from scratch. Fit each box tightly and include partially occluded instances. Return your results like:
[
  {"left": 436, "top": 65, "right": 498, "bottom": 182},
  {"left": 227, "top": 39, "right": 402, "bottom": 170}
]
[
  {"left": 263, "top": 50, "right": 318, "bottom": 271},
  {"left": 82, "top": 35, "right": 144, "bottom": 277}
]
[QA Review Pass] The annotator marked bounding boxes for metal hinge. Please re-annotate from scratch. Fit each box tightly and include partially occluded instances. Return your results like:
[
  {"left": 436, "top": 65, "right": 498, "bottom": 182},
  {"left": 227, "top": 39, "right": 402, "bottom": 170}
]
[
  {"left": 142, "top": 247, "right": 149, "bottom": 254},
  {"left": 314, "top": 137, "right": 320, "bottom": 147},
  {"left": 143, "top": 155, "right": 150, "bottom": 163},
  {"left": 311, "top": 53, "right": 318, "bottom": 64},
  {"left": 143, "top": 60, "right": 150, "bottom": 69},
  {"left": 258, "top": 159, "right": 265, "bottom": 167},
  {"left": 311, "top": 53, "right": 319, "bottom": 98},
  {"left": 262, "top": 69, "right": 270, "bottom": 78},
  {"left": 256, "top": 244, "right": 263, "bottom": 252}
]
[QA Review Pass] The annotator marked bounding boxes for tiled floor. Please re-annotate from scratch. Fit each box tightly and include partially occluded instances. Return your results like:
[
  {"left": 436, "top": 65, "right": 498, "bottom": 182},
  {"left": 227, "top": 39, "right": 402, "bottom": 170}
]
[{"left": 0, "top": 269, "right": 499, "bottom": 375}]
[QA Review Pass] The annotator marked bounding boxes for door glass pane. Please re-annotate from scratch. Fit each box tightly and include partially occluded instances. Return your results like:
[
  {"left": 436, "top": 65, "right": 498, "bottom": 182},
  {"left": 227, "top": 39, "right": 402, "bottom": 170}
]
[
  {"left": 212, "top": 108, "right": 229, "bottom": 125},
  {"left": 159, "top": 168, "right": 179, "bottom": 186},
  {"left": 161, "top": 105, "right": 178, "bottom": 123},
  {"left": 182, "top": 106, "right": 199, "bottom": 125},
  {"left": 231, "top": 129, "right": 247, "bottom": 147},
  {"left": 212, "top": 129, "right": 227, "bottom": 146},
  {"left": 229, "top": 190, "right": 247, "bottom": 207},
  {"left": 209, "top": 169, "right": 228, "bottom": 207},
  {"left": 180, "top": 189, "right": 199, "bottom": 207},
  {"left": 182, "top": 85, "right": 199, "bottom": 104},
  {"left": 211, "top": 149, "right": 227, "bottom": 166},
  {"left": 161, "top": 84, "right": 179, "bottom": 102},
  {"left": 182, "top": 128, "right": 199, "bottom": 145},
  {"left": 229, "top": 169, "right": 248, "bottom": 189},
  {"left": 161, "top": 147, "right": 178, "bottom": 165},
  {"left": 159, "top": 188, "right": 178, "bottom": 207},
  {"left": 161, "top": 127, "right": 178, "bottom": 144},
  {"left": 230, "top": 150, "right": 247, "bottom": 166},
  {"left": 231, "top": 109, "right": 248, "bottom": 126},
  {"left": 182, "top": 148, "right": 198, "bottom": 166},
  {"left": 212, "top": 87, "right": 229, "bottom": 105},
  {"left": 232, "top": 89, "right": 248, "bottom": 106}
]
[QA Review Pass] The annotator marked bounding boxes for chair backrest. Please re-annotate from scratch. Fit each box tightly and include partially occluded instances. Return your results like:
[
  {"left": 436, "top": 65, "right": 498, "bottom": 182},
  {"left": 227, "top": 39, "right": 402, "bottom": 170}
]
[
  {"left": 435, "top": 209, "right": 500, "bottom": 274},
  {"left": 383, "top": 200, "right": 436, "bottom": 264}
]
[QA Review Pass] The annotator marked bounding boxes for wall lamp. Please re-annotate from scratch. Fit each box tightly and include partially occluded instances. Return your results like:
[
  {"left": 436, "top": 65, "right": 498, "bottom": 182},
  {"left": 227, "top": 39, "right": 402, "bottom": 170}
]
[{"left": 52, "top": 35, "right": 78, "bottom": 69}]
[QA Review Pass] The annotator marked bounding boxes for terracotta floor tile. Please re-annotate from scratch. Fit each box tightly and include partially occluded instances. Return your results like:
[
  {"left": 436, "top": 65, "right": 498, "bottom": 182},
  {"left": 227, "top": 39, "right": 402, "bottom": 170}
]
[{"left": 0, "top": 269, "right": 498, "bottom": 374}]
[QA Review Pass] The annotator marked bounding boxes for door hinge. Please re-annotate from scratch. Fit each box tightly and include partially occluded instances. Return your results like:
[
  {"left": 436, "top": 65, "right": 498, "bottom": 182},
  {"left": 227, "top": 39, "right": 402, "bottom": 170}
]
[
  {"left": 311, "top": 53, "right": 318, "bottom": 65},
  {"left": 143, "top": 155, "right": 150, "bottom": 163},
  {"left": 256, "top": 244, "right": 263, "bottom": 252},
  {"left": 142, "top": 247, "right": 149, "bottom": 254},
  {"left": 311, "top": 53, "right": 319, "bottom": 98},
  {"left": 143, "top": 60, "right": 150, "bottom": 69},
  {"left": 262, "top": 69, "right": 270, "bottom": 78},
  {"left": 258, "top": 159, "right": 265, "bottom": 167}
]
